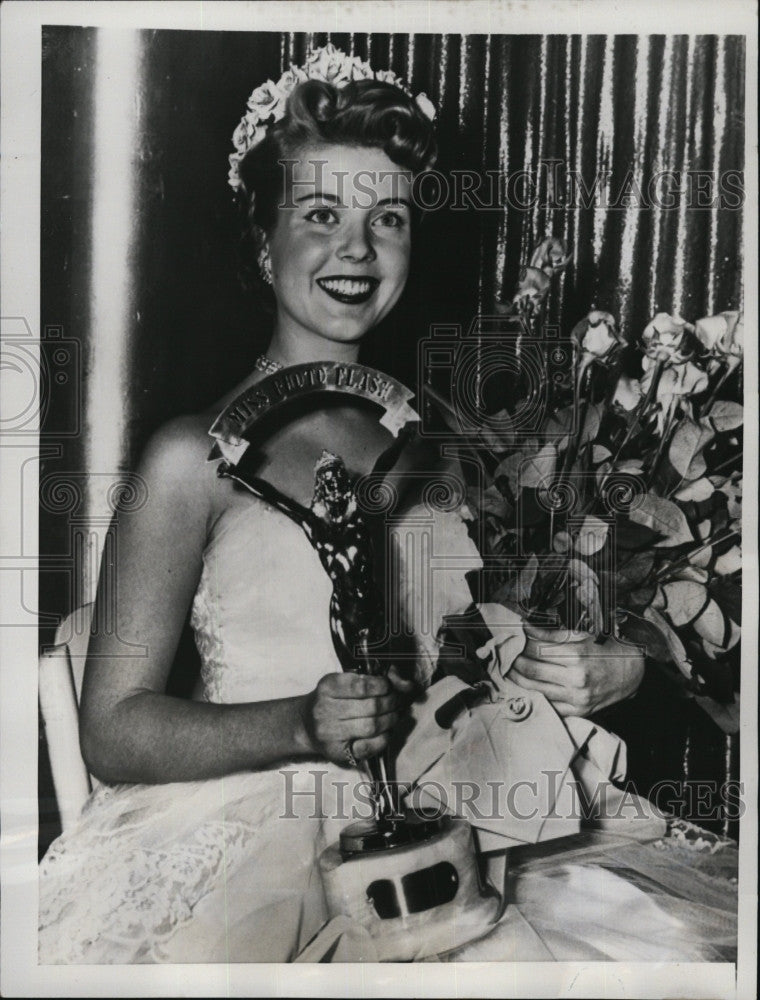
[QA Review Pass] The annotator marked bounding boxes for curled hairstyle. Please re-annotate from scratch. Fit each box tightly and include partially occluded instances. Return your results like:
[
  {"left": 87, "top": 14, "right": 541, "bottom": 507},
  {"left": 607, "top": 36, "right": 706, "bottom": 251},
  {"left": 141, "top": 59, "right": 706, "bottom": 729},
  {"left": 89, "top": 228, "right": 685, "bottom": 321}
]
[{"left": 236, "top": 79, "right": 438, "bottom": 306}]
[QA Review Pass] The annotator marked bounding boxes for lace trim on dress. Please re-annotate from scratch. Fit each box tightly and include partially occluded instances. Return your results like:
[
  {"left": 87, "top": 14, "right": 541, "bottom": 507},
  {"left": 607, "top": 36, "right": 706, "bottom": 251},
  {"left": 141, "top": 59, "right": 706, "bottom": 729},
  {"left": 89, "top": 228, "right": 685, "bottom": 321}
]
[
  {"left": 39, "top": 804, "right": 258, "bottom": 964},
  {"left": 190, "top": 566, "right": 226, "bottom": 703}
]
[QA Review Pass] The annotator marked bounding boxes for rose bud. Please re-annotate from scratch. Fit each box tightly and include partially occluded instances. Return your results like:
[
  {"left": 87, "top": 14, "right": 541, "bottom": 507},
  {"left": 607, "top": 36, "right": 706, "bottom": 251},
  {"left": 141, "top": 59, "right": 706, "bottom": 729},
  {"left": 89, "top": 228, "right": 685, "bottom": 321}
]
[
  {"left": 612, "top": 374, "right": 643, "bottom": 411},
  {"left": 572, "top": 310, "right": 624, "bottom": 362},
  {"left": 695, "top": 311, "right": 743, "bottom": 364}
]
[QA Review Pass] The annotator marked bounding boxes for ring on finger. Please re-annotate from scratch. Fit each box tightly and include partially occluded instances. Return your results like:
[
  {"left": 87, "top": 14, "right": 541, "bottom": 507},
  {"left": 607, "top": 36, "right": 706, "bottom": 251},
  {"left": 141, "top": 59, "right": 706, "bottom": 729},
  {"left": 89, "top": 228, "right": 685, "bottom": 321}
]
[{"left": 344, "top": 739, "right": 359, "bottom": 768}]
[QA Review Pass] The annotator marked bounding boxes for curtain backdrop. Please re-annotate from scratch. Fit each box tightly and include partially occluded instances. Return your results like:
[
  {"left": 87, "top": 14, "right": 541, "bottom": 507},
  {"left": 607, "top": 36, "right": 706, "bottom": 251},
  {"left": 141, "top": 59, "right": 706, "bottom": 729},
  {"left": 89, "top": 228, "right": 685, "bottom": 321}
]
[{"left": 39, "top": 28, "right": 745, "bottom": 845}]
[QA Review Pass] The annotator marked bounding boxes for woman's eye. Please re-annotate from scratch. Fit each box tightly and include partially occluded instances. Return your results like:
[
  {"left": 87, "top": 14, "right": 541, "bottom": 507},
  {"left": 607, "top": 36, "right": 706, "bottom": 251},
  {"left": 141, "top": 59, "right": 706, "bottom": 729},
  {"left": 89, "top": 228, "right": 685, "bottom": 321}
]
[
  {"left": 305, "top": 208, "right": 338, "bottom": 225},
  {"left": 373, "top": 211, "right": 406, "bottom": 229}
]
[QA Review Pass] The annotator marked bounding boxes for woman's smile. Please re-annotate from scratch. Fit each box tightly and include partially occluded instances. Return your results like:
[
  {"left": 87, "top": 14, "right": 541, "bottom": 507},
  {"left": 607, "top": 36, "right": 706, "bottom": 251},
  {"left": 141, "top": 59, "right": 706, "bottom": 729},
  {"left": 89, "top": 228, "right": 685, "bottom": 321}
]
[{"left": 316, "top": 274, "right": 380, "bottom": 304}]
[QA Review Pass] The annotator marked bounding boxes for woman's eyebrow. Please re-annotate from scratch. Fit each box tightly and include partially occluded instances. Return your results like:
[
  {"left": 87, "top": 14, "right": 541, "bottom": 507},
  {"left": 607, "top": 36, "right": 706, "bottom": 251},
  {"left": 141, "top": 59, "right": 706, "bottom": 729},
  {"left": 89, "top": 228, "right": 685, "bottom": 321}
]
[
  {"left": 294, "top": 191, "right": 344, "bottom": 205},
  {"left": 376, "top": 197, "right": 412, "bottom": 209},
  {"left": 293, "top": 192, "right": 412, "bottom": 208}
]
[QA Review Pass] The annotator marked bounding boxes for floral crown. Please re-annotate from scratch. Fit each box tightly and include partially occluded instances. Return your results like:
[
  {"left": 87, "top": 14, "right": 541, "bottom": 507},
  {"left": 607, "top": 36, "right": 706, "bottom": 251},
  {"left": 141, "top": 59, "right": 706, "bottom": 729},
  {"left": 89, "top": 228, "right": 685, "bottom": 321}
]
[{"left": 228, "top": 42, "right": 437, "bottom": 194}]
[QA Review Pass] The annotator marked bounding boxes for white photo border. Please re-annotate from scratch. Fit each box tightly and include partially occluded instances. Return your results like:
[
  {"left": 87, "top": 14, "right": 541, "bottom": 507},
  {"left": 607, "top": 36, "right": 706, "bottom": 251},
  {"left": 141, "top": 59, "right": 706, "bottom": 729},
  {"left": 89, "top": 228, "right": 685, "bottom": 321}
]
[{"left": 1, "top": 1, "right": 757, "bottom": 997}]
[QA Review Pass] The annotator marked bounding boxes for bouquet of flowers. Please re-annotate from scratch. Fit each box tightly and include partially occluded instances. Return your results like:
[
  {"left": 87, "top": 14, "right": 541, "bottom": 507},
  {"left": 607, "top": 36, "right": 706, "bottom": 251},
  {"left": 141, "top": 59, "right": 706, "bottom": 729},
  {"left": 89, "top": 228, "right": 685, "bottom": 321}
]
[{"left": 429, "top": 237, "right": 743, "bottom": 732}]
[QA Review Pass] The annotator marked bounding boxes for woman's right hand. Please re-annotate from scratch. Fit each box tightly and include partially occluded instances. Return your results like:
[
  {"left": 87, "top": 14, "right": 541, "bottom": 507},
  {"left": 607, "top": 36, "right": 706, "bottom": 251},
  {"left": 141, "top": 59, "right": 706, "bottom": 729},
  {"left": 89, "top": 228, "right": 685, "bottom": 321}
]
[{"left": 299, "top": 671, "right": 410, "bottom": 767}]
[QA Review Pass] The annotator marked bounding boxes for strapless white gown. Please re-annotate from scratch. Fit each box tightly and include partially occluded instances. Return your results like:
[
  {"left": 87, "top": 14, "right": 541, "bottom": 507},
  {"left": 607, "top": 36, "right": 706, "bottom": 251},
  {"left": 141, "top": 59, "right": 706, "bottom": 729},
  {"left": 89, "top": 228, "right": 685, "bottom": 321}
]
[
  {"left": 39, "top": 491, "right": 407, "bottom": 964},
  {"left": 38, "top": 485, "right": 738, "bottom": 965}
]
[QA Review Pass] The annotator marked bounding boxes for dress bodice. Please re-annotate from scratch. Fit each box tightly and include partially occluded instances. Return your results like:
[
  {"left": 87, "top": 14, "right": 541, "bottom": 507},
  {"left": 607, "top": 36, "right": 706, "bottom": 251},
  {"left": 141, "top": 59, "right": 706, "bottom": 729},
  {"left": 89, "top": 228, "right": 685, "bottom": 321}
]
[{"left": 190, "top": 493, "right": 340, "bottom": 704}]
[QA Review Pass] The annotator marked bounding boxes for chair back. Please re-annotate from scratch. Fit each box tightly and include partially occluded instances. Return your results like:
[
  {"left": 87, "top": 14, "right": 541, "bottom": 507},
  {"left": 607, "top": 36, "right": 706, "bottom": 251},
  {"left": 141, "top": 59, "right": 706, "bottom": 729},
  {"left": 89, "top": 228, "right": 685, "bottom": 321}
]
[{"left": 39, "top": 604, "right": 95, "bottom": 831}]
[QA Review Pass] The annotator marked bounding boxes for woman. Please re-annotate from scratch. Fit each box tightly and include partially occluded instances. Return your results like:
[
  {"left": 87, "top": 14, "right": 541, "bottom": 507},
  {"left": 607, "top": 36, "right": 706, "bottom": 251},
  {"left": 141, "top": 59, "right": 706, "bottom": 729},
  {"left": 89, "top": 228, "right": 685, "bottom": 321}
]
[{"left": 39, "top": 51, "right": 645, "bottom": 964}]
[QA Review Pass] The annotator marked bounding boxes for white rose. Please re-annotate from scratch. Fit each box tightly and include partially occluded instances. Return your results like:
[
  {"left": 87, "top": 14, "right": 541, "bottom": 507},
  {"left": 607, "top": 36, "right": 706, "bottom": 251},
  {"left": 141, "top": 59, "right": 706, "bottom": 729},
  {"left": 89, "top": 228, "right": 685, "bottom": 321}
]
[
  {"left": 232, "top": 119, "right": 251, "bottom": 153},
  {"left": 641, "top": 312, "right": 692, "bottom": 362},
  {"left": 247, "top": 80, "right": 283, "bottom": 112},
  {"left": 574, "top": 310, "right": 621, "bottom": 360},
  {"left": 228, "top": 154, "right": 243, "bottom": 190},
  {"left": 349, "top": 55, "right": 374, "bottom": 81},
  {"left": 277, "top": 66, "right": 307, "bottom": 95},
  {"left": 232, "top": 118, "right": 268, "bottom": 155},
  {"left": 695, "top": 311, "right": 743, "bottom": 362},
  {"left": 415, "top": 92, "right": 437, "bottom": 121}
]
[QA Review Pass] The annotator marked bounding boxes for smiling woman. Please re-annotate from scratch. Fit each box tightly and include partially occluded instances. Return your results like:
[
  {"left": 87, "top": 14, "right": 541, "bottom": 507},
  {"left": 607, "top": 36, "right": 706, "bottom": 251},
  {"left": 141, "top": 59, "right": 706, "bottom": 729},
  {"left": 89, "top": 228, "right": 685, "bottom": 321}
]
[{"left": 37, "top": 54, "right": 447, "bottom": 965}]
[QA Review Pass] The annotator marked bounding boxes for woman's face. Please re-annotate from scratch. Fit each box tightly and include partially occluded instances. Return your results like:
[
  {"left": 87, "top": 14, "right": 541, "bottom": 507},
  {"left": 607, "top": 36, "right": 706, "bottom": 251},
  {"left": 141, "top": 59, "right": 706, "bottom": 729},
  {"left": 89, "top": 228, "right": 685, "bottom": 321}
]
[{"left": 267, "top": 143, "right": 413, "bottom": 352}]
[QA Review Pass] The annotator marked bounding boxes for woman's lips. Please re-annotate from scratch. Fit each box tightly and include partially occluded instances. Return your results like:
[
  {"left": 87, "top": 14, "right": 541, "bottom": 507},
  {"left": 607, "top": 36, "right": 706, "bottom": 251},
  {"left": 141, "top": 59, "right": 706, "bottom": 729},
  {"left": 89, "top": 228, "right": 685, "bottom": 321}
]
[{"left": 316, "top": 276, "right": 379, "bottom": 305}]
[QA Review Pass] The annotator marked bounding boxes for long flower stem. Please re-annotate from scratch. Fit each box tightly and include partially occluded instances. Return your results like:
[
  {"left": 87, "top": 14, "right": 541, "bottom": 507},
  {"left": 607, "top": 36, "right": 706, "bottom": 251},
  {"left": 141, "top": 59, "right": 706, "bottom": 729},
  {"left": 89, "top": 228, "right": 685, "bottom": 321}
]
[
  {"left": 701, "top": 361, "right": 730, "bottom": 415},
  {"left": 647, "top": 400, "right": 680, "bottom": 487},
  {"left": 610, "top": 358, "right": 664, "bottom": 466},
  {"left": 559, "top": 364, "right": 593, "bottom": 481},
  {"left": 654, "top": 528, "right": 740, "bottom": 582}
]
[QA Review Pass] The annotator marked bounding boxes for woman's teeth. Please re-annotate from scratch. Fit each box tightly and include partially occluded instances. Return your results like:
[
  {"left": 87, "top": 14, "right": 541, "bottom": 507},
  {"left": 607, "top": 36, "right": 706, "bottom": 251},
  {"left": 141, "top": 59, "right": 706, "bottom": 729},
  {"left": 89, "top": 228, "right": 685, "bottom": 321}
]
[
  {"left": 316, "top": 277, "right": 378, "bottom": 303},
  {"left": 322, "top": 279, "right": 371, "bottom": 294}
]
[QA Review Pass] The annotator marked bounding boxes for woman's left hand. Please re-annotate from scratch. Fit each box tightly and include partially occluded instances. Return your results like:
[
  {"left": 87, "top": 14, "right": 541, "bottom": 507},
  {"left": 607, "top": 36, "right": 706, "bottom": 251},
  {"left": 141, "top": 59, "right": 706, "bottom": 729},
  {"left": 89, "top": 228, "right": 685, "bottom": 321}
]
[{"left": 510, "top": 628, "right": 645, "bottom": 717}]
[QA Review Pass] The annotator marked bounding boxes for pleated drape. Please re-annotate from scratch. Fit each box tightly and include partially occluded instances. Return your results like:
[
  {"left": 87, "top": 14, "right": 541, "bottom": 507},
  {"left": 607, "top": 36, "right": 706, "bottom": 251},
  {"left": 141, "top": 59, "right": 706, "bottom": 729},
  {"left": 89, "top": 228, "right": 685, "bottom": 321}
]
[{"left": 284, "top": 33, "right": 744, "bottom": 336}]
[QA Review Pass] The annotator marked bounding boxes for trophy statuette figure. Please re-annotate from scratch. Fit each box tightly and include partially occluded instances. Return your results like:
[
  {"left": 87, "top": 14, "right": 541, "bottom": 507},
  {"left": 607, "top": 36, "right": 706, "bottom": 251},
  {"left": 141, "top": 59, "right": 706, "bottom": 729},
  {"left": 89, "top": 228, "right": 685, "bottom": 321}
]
[{"left": 208, "top": 361, "right": 501, "bottom": 960}]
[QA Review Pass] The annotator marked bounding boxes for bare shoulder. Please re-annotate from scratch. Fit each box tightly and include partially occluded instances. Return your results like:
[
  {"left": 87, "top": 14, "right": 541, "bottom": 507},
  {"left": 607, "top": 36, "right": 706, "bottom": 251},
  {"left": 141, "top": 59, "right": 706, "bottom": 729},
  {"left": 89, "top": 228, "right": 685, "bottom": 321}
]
[
  {"left": 135, "top": 413, "right": 219, "bottom": 520},
  {"left": 139, "top": 413, "right": 213, "bottom": 477}
]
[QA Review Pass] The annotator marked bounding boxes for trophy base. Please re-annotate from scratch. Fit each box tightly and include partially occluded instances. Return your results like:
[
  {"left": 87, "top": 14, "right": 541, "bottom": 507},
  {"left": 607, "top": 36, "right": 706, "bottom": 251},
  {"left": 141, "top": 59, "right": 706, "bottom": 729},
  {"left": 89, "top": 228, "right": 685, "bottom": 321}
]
[{"left": 319, "top": 816, "right": 501, "bottom": 961}]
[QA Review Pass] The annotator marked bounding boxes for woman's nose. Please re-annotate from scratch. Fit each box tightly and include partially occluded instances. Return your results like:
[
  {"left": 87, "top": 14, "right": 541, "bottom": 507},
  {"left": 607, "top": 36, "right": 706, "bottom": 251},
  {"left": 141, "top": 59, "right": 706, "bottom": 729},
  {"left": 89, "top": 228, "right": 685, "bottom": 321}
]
[{"left": 336, "top": 221, "right": 377, "bottom": 263}]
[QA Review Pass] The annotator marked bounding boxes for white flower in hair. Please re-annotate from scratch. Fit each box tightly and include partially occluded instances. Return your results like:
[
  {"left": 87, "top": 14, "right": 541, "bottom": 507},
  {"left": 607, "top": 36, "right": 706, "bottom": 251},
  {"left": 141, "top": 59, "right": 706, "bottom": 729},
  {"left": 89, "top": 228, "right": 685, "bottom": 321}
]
[
  {"left": 414, "top": 93, "right": 437, "bottom": 122},
  {"left": 228, "top": 42, "right": 437, "bottom": 194}
]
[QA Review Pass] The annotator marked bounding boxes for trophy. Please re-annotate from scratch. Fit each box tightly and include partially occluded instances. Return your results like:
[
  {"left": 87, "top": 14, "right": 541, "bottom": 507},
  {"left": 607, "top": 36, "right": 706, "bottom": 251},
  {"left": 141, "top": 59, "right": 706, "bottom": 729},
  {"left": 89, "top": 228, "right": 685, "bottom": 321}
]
[{"left": 209, "top": 361, "right": 501, "bottom": 961}]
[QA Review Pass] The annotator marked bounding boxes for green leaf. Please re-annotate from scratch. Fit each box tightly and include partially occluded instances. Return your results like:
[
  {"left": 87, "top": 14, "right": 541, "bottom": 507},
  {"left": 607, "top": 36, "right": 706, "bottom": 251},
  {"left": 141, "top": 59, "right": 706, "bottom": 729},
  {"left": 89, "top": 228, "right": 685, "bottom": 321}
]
[
  {"left": 668, "top": 418, "right": 713, "bottom": 479},
  {"left": 592, "top": 444, "right": 612, "bottom": 464},
  {"left": 596, "top": 460, "right": 613, "bottom": 489},
  {"left": 707, "top": 401, "right": 743, "bottom": 432},
  {"left": 686, "top": 453, "right": 707, "bottom": 480},
  {"left": 702, "top": 619, "right": 741, "bottom": 658},
  {"left": 628, "top": 583, "right": 658, "bottom": 607},
  {"left": 693, "top": 598, "right": 728, "bottom": 647},
  {"left": 576, "top": 404, "right": 600, "bottom": 447},
  {"left": 709, "top": 579, "right": 742, "bottom": 625},
  {"left": 672, "top": 566, "right": 709, "bottom": 584},
  {"left": 494, "top": 453, "right": 524, "bottom": 497},
  {"left": 544, "top": 406, "right": 575, "bottom": 442},
  {"left": 629, "top": 494, "right": 693, "bottom": 547},
  {"left": 615, "top": 517, "right": 662, "bottom": 550},
  {"left": 642, "top": 606, "right": 693, "bottom": 680},
  {"left": 618, "top": 612, "right": 672, "bottom": 662},
  {"left": 662, "top": 580, "right": 709, "bottom": 626},
  {"left": 478, "top": 410, "right": 517, "bottom": 452},
  {"left": 519, "top": 554, "right": 539, "bottom": 605},
  {"left": 675, "top": 478, "right": 714, "bottom": 502},
  {"left": 518, "top": 444, "right": 557, "bottom": 489},
  {"left": 567, "top": 558, "right": 599, "bottom": 586},
  {"left": 472, "top": 484, "right": 510, "bottom": 519},
  {"left": 574, "top": 515, "right": 609, "bottom": 556},
  {"left": 616, "top": 550, "right": 656, "bottom": 590},
  {"left": 714, "top": 545, "right": 741, "bottom": 576}
]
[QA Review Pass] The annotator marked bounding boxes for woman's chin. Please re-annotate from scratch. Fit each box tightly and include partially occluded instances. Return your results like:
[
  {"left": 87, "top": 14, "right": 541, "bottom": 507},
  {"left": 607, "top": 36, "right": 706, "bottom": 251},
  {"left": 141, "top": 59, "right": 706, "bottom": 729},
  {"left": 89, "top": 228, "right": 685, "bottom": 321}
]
[{"left": 315, "top": 319, "right": 378, "bottom": 348}]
